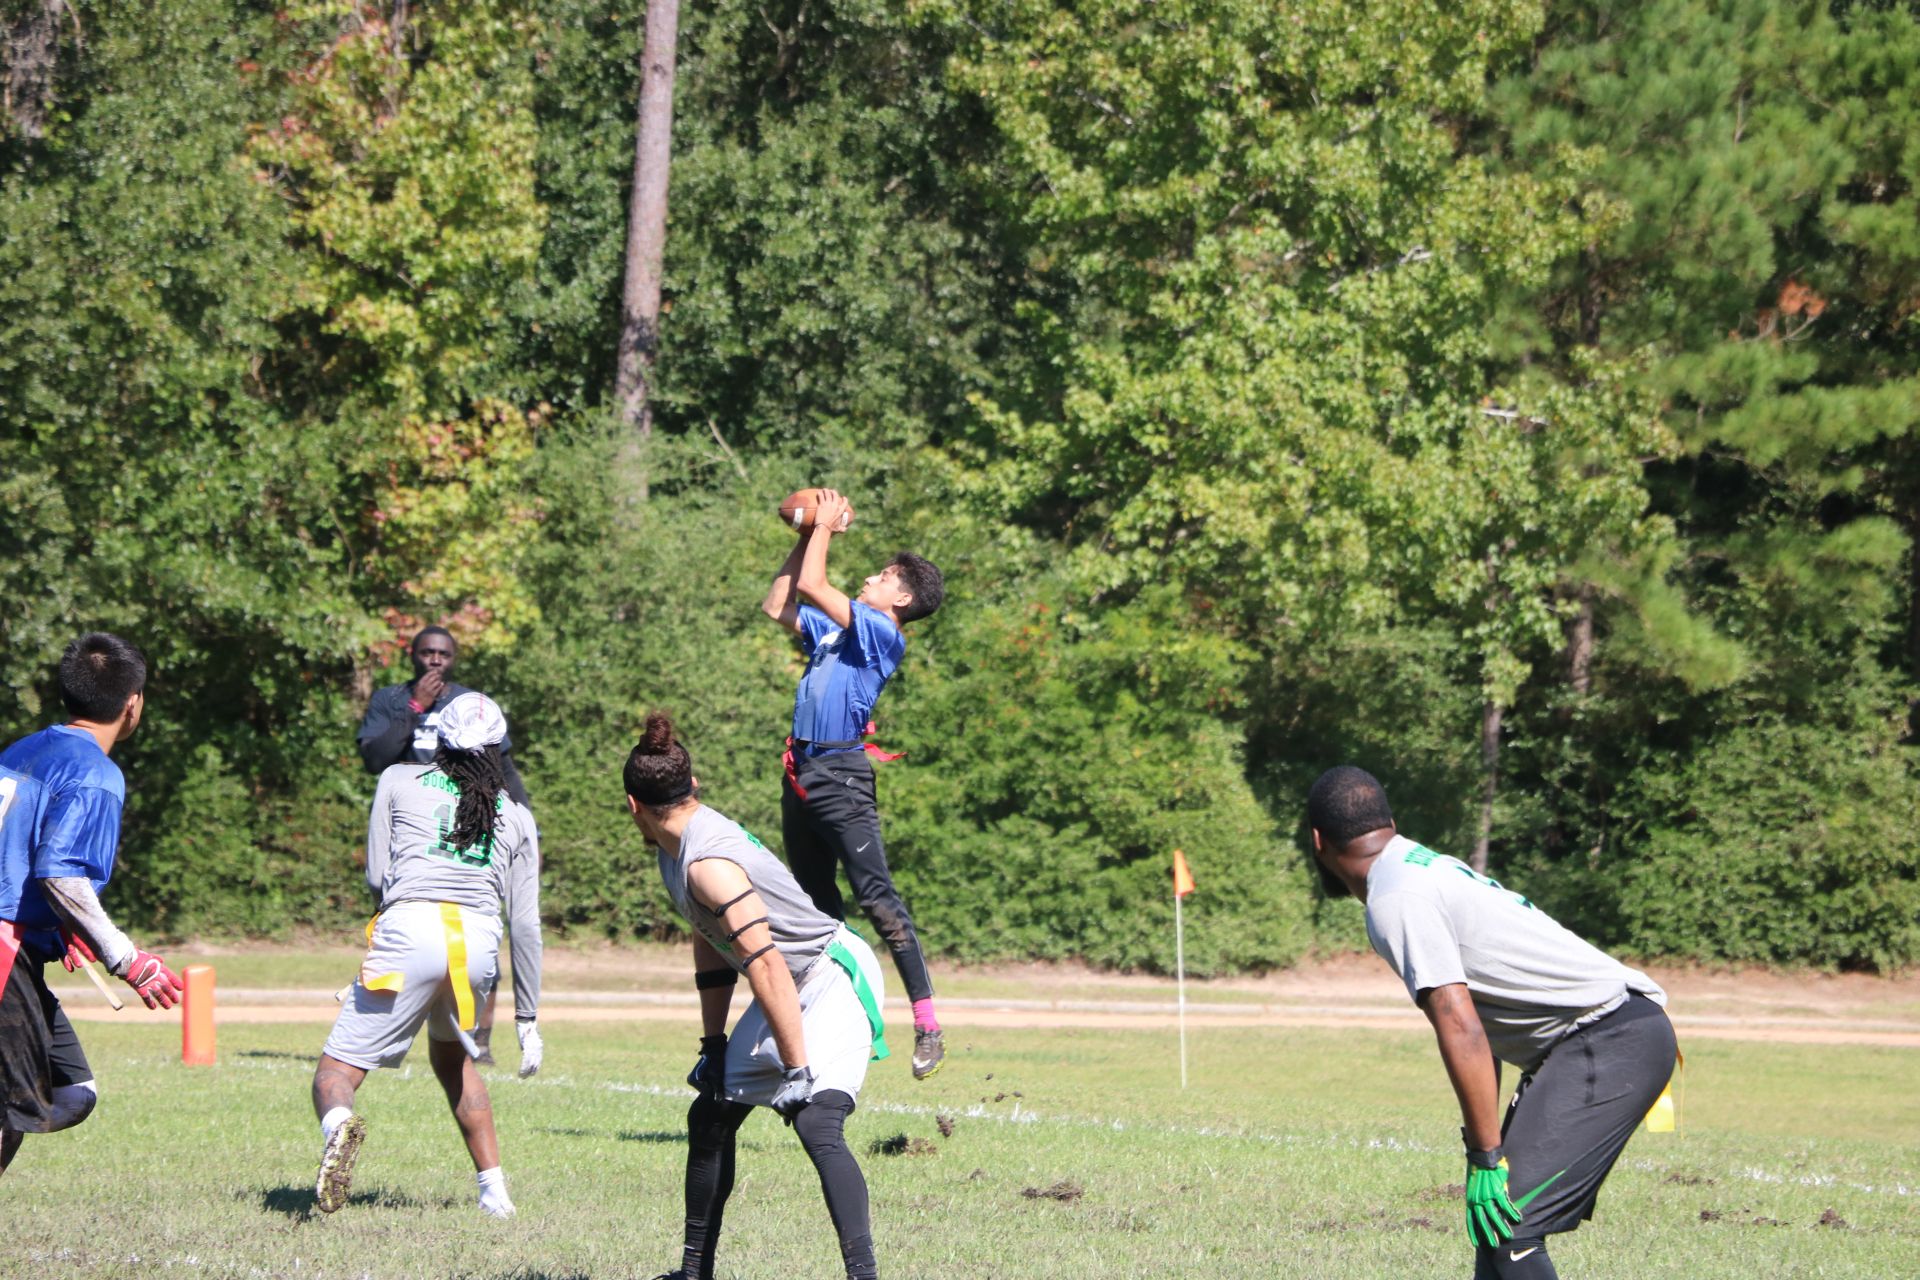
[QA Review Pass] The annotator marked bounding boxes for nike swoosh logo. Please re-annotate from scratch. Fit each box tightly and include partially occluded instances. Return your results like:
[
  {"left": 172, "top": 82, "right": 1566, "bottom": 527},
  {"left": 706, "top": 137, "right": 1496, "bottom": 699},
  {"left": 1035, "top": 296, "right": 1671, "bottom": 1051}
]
[
  {"left": 855, "top": 842, "right": 871, "bottom": 853},
  {"left": 1509, "top": 1247, "right": 1538, "bottom": 1261}
]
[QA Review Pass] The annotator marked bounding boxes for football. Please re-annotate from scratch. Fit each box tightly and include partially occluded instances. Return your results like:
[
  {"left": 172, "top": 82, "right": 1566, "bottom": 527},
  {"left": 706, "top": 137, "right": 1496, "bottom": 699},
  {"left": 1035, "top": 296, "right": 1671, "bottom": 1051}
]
[{"left": 777, "top": 487, "right": 853, "bottom": 532}]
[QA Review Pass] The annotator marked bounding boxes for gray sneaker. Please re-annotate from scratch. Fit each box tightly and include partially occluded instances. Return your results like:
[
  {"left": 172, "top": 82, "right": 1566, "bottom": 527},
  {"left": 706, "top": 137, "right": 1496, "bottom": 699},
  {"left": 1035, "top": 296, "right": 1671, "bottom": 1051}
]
[
  {"left": 314, "top": 1114, "right": 366, "bottom": 1213},
  {"left": 911, "top": 1028, "right": 945, "bottom": 1081}
]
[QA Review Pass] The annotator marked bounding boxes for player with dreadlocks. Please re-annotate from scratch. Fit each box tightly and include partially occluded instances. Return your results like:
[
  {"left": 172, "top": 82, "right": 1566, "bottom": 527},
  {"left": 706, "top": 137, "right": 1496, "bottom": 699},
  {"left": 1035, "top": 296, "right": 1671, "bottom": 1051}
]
[
  {"left": 309, "top": 692, "right": 545, "bottom": 1219},
  {"left": 627, "top": 710, "right": 887, "bottom": 1280}
]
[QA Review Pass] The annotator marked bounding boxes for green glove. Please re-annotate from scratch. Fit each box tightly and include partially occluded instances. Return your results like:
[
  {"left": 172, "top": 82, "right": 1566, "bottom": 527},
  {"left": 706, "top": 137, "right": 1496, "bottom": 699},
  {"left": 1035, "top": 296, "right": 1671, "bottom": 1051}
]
[{"left": 1464, "top": 1148, "right": 1522, "bottom": 1247}]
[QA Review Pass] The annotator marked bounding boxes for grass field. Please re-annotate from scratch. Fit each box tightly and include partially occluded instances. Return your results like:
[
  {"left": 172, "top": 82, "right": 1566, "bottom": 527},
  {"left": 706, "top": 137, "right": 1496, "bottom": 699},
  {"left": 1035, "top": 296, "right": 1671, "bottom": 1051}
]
[{"left": 6, "top": 965, "right": 1919, "bottom": 1280}]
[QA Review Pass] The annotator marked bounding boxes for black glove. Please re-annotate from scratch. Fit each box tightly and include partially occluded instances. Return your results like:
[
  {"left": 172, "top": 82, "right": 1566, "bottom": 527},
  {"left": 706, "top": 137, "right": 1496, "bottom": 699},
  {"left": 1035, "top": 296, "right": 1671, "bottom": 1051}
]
[
  {"left": 688, "top": 1034, "right": 727, "bottom": 1097},
  {"left": 770, "top": 1065, "right": 816, "bottom": 1122}
]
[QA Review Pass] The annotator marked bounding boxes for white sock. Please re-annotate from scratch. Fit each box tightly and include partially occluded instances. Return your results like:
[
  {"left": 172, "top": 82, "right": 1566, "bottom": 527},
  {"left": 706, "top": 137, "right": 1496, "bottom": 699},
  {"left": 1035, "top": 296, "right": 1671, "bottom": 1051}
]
[
  {"left": 476, "top": 1166, "right": 514, "bottom": 1218},
  {"left": 320, "top": 1106, "right": 354, "bottom": 1142}
]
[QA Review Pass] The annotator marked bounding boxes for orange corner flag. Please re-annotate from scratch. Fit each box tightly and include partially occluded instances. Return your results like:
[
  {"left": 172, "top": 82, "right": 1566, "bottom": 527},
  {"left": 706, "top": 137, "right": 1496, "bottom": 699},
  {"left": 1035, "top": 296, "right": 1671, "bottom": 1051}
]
[{"left": 1172, "top": 848, "right": 1195, "bottom": 898}]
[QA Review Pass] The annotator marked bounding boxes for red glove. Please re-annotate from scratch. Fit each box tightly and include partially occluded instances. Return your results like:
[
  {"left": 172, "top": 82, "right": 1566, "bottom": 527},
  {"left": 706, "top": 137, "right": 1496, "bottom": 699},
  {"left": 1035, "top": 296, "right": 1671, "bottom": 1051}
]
[
  {"left": 122, "top": 951, "right": 184, "bottom": 1010},
  {"left": 61, "top": 932, "right": 99, "bottom": 973}
]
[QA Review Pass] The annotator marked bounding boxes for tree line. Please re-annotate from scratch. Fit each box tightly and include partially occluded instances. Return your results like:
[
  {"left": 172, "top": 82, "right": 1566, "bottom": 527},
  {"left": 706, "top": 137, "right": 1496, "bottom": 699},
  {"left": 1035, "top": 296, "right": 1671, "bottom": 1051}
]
[{"left": 2, "top": 0, "right": 1915, "bottom": 972}]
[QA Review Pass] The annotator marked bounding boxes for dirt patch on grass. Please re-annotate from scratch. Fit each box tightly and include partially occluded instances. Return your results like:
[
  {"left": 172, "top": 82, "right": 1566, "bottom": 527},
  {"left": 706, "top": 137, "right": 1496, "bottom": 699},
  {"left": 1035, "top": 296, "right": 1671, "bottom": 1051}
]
[{"left": 1021, "top": 1180, "right": 1084, "bottom": 1203}]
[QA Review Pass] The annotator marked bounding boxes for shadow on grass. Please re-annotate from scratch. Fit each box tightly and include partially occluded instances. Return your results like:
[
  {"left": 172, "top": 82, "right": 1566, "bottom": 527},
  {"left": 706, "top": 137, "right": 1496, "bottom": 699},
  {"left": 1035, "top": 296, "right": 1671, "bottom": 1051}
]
[
  {"left": 236, "top": 1050, "right": 312, "bottom": 1061},
  {"left": 534, "top": 1126, "right": 684, "bottom": 1145},
  {"left": 251, "top": 1184, "right": 458, "bottom": 1220}
]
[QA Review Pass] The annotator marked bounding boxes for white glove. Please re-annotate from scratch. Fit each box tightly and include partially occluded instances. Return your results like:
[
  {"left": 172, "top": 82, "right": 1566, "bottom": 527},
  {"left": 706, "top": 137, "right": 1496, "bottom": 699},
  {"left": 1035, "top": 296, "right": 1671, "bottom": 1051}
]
[{"left": 515, "top": 1019, "right": 543, "bottom": 1078}]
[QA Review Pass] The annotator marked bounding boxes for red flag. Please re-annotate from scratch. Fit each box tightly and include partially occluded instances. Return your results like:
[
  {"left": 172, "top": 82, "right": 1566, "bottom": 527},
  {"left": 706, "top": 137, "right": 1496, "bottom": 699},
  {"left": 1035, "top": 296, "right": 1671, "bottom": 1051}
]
[{"left": 1172, "top": 848, "right": 1195, "bottom": 899}]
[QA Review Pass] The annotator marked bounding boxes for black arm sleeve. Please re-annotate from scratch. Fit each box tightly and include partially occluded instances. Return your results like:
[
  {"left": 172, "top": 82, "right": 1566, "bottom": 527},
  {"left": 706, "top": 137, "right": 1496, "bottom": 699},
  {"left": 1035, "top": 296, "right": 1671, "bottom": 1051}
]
[{"left": 356, "top": 688, "right": 414, "bottom": 776}]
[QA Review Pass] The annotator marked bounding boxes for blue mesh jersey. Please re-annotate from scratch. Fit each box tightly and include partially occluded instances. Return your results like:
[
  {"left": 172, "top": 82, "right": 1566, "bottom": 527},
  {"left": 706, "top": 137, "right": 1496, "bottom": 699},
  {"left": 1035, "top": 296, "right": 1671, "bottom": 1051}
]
[
  {"left": 0, "top": 764, "right": 54, "bottom": 942},
  {"left": 790, "top": 602, "right": 906, "bottom": 751},
  {"left": 0, "top": 727, "right": 126, "bottom": 956}
]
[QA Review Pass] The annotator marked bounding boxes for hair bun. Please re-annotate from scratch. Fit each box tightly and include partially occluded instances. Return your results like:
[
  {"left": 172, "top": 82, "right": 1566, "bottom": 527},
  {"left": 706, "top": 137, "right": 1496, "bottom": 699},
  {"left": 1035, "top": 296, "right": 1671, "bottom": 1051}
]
[{"left": 641, "top": 710, "right": 676, "bottom": 753}]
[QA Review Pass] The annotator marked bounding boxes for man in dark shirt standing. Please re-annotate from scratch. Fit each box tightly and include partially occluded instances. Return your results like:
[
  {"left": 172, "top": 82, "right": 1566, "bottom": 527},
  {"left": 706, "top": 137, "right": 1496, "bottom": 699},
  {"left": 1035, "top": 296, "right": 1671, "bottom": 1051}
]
[{"left": 357, "top": 626, "right": 531, "bottom": 1061}]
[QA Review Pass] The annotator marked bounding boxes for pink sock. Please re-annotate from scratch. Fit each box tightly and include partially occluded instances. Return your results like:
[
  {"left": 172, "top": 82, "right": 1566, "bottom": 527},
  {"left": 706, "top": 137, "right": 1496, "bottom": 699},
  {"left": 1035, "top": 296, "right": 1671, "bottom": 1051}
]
[{"left": 912, "top": 998, "right": 940, "bottom": 1033}]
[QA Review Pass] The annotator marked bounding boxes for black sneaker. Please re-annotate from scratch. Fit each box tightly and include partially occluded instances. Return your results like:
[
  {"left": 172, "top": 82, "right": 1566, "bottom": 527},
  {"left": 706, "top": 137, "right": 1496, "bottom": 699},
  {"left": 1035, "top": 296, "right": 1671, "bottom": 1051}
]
[
  {"left": 911, "top": 1027, "right": 945, "bottom": 1080},
  {"left": 314, "top": 1114, "right": 366, "bottom": 1213}
]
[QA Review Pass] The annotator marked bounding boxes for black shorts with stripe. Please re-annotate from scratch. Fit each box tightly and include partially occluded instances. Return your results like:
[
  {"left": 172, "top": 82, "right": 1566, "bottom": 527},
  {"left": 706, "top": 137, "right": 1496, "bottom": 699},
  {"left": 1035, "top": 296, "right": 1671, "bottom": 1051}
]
[
  {"left": 1502, "top": 993, "right": 1678, "bottom": 1237},
  {"left": 1, "top": 939, "right": 92, "bottom": 1133}
]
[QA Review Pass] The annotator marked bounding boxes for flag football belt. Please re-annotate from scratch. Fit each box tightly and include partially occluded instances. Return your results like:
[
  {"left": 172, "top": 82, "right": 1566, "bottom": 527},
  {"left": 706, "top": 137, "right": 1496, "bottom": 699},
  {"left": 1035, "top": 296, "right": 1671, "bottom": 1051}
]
[
  {"left": 825, "top": 935, "right": 889, "bottom": 1062},
  {"left": 0, "top": 919, "right": 21, "bottom": 992},
  {"left": 357, "top": 904, "right": 478, "bottom": 1030},
  {"left": 782, "top": 723, "right": 905, "bottom": 802}
]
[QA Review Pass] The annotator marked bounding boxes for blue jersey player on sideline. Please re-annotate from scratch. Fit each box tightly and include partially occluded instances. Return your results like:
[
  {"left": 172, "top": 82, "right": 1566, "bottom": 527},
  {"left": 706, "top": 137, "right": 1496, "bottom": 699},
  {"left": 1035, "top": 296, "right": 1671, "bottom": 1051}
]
[
  {"left": 761, "top": 487, "right": 948, "bottom": 1079},
  {"left": 0, "top": 634, "right": 186, "bottom": 1181}
]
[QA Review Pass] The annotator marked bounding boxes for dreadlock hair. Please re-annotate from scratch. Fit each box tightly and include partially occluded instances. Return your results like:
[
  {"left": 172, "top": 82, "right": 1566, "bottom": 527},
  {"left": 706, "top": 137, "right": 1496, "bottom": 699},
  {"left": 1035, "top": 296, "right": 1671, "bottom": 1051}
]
[
  {"left": 1306, "top": 766, "right": 1395, "bottom": 847},
  {"left": 435, "top": 743, "right": 508, "bottom": 851},
  {"left": 624, "top": 710, "right": 697, "bottom": 814}
]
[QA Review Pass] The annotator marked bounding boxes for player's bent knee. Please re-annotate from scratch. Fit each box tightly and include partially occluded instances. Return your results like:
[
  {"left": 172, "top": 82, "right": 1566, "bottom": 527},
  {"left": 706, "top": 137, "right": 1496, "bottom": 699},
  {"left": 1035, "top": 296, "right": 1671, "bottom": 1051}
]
[
  {"left": 48, "top": 1080, "right": 98, "bottom": 1131},
  {"left": 687, "top": 1090, "right": 749, "bottom": 1149},
  {"left": 792, "top": 1089, "right": 856, "bottom": 1149}
]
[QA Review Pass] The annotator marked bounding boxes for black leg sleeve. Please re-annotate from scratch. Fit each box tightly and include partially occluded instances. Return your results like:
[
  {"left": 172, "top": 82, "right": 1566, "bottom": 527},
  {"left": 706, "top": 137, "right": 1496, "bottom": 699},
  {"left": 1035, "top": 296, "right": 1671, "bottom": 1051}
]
[
  {"left": 791, "top": 1090, "right": 876, "bottom": 1280},
  {"left": 1476, "top": 1238, "right": 1560, "bottom": 1279},
  {"left": 681, "top": 1092, "right": 752, "bottom": 1280}
]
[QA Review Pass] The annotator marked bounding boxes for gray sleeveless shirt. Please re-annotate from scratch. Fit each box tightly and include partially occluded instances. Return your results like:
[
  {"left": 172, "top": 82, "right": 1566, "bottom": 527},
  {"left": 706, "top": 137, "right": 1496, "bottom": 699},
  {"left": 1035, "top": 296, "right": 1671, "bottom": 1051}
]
[{"left": 657, "top": 805, "right": 838, "bottom": 983}]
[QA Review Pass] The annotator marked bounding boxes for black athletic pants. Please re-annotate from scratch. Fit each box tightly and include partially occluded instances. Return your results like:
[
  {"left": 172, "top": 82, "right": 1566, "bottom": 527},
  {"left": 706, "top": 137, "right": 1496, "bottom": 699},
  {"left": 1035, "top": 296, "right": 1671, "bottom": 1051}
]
[
  {"left": 782, "top": 750, "right": 933, "bottom": 1004},
  {"left": 680, "top": 1089, "right": 876, "bottom": 1279},
  {"left": 1471, "top": 994, "right": 1678, "bottom": 1279},
  {"left": 1, "top": 929, "right": 91, "bottom": 1134}
]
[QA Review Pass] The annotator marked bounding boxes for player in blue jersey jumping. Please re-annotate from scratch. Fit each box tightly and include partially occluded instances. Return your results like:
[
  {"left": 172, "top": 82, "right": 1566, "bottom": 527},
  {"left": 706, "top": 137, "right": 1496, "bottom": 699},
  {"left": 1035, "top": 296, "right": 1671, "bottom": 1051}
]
[
  {"left": 1, "top": 633, "right": 185, "bottom": 1178},
  {"left": 761, "top": 488, "right": 948, "bottom": 1079}
]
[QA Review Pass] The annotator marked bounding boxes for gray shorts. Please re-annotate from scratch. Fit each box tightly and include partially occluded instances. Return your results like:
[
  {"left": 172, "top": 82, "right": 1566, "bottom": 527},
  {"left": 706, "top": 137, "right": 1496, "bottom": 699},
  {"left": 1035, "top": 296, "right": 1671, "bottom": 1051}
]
[
  {"left": 723, "top": 927, "right": 884, "bottom": 1106},
  {"left": 322, "top": 901, "right": 501, "bottom": 1070}
]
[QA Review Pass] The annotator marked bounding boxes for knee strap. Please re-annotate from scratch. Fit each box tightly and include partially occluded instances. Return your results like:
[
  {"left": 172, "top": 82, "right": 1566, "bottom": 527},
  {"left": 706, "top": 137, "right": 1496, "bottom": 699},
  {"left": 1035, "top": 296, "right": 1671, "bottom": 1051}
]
[{"left": 48, "top": 1080, "right": 98, "bottom": 1131}]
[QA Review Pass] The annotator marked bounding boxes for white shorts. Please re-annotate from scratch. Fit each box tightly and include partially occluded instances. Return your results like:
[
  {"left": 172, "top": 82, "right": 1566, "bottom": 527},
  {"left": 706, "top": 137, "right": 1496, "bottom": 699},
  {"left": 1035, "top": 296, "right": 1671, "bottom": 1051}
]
[
  {"left": 321, "top": 901, "right": 501, "bottom": 1070},
  {"left": 723, "top": 927, "right": 885, "bottom": 1106}
]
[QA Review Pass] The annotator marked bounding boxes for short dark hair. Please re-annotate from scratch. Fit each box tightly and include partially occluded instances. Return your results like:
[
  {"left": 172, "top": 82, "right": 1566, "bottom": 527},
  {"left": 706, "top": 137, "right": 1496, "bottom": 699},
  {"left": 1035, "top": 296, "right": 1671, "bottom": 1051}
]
[
  {"left": 624, "top": 710, "right": 697, "bottom": 812},
  {"left": 412, "top": 626, "right": 456, "bottom": 654},
  {"left": 1307, "top": 766, "right": 1394, "bottom": 847},
  {"left": 59, "top": 633, "right": 148, "bottom": 722},
  {"left": 889, "top": 552, "right": 944, "bottom": 623}
]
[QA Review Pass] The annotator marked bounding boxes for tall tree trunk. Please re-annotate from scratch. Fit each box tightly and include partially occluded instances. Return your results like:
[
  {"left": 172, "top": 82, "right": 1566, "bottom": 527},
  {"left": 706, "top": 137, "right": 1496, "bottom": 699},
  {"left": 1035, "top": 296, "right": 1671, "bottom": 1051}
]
[
  {"left": 1470, "top": 699, "right": 1503, "bottom": 873},
  {"left": 4, "top": 0, "right": 66, "bottom": 140},
  {"left": 614, "top": 0, "right": 681, "bottom": 504},
  {"left": 1563, "top": 586, "right": 1595, "bottom": 697}
]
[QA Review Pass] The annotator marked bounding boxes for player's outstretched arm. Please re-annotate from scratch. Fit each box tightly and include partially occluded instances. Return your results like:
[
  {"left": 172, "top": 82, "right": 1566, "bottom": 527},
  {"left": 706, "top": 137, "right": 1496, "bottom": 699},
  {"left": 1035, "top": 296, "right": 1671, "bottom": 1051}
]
[
  {"left": 39, "top": 876, "right": 183, "bottom": 1009},
  {"left": 794, "top": 489, "right": 854, "bottom": 629},
  {"left": 761, "top": 536, "right": 810, "bottom": 636},
  {"left": 1420, "top": 982, "right": 1521, "bottom": 1246},
  {"left": 688, "top": 858, "right": 807, "bottom": 1071},
  {"left": 1419, "top": 982, "right": 1503, "bottom": 1150}
]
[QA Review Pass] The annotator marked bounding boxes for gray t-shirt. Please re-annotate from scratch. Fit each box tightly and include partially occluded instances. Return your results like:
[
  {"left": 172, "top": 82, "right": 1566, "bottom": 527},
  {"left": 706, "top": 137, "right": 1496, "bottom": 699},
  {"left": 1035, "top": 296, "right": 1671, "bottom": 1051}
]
[
  {"left": 1365, "top": 835, "right": 1664, "bottom": 1073},
  {"left": 366, "top": 763, "right": 543, "bottom": 1018},
  {"left": 657, "top": 805, "right": 839, "bottom": 985}
]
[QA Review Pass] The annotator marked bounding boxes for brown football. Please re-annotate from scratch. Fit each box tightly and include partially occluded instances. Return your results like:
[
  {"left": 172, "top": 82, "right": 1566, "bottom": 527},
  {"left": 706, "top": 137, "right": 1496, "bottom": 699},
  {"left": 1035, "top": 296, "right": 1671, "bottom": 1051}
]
[{"left": 777, "top": 488, "right": 852, "bottom": 532}]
